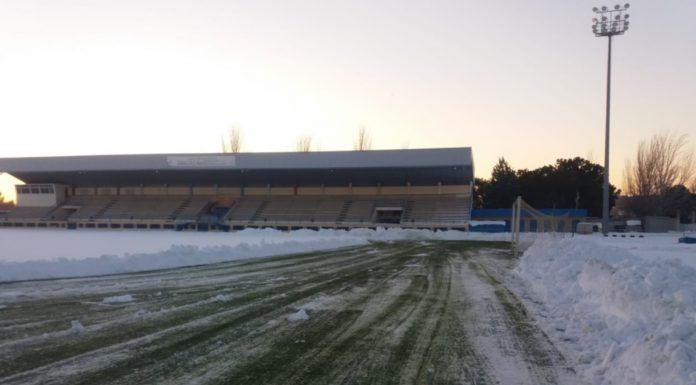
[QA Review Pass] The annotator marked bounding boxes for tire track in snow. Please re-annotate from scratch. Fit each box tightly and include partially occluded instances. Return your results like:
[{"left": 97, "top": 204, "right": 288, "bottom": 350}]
[
  {"left": 0, "top": 245, "right": 390, "bottom": 382},
  {"left": 5, "top": 245, "right": 415, "bottom": 385},
  {"left": 0, "top": 241, "right": 582, "bottom": 385}
]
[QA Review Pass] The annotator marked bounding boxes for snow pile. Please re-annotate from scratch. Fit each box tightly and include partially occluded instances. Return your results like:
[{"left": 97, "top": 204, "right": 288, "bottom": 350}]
[
  {"left": 101, "top": 294, "right": 135, "bottom": 305},
  {"left": 469, "top": 220, "right": 506, "bottom": 226},
  {"left": 70, "top": 320, "right": 85, "bottom": 334},
  {"left": 0, "top": 228, "right": 514, "bottom": 282},
  {"left": 0, "top": 228, "right": 369, "bottom": 282},
  {"left": 516, "top": 235, "right": 696, "bottom": 385},
  {"left": 0, "top": 228, "right": 370, "bottom": 263},
  {"left": 584, "top": 233, "right": 696, "bottom": 270},
  {"left": 287, "top": 309, "right": 309, "bottom": 322}
]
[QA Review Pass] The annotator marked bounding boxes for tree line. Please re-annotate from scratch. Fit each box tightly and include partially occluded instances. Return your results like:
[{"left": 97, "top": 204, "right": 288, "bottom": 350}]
[
  {"left": 476, "top": 132, "right": 696, "bottom": 222},
  {"left": 474, "top": 157, "right": 617, "bottom": 217}
]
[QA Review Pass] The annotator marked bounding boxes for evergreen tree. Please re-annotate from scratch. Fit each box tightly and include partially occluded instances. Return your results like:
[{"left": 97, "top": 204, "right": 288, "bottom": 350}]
[
  {"left": 483, "top": 158, "right": 519, "bottom": 208},
  {"left": 476, "top": 157, "right": 618, "bottom": 216},
  {"left": 473, "top": 178, "right": 489, "bottom": 208}
]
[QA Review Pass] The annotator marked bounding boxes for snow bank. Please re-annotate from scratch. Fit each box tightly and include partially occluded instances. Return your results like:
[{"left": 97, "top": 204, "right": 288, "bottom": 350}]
[
  {"left": 0, "top": 228, "right": 512, "bottom": 282},
  {"left": 0, "top": 228, "right": 367, "bottom": 263},
  {"left": 515, "top": 235, "right": 696, "bottom": 385},
  {"left": 469, "top": 220, "right": 506, "bottom": 226},
  {"left": 585, "top": 233, "right": 696, "bottom": 270},
  {"left": 0, "top": 229, "right": 366, "bottom": 282}
]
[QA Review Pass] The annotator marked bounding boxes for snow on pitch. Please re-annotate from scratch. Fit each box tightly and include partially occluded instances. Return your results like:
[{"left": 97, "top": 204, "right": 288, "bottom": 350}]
[
  {"left": 1, "top": 227, "right": 694, "bottom": 384},
  {"left": 0, "top": 228, "right": 509, "bottom": 282},
  {"left": 101, "top": 294, "right": 135, "bottom": 305},
  {"left": 515, "top": 233, "right": 696, "bottom": 385}
]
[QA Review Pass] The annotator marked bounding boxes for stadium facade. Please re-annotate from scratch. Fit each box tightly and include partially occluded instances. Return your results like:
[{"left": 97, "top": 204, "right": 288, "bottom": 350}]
[{"left": 0, "top": 148, "right": 474, "bottom": 231}]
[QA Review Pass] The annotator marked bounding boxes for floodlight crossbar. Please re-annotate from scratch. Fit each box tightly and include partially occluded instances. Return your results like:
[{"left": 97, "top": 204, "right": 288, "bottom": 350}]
[{"left": 592, "top": 3, "right": 630, "bottom": 36}]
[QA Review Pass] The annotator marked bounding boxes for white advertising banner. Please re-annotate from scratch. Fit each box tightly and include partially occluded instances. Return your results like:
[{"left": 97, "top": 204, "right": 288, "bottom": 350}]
[{"left": 166, "top": 156, "right": 236, "bottom": 168}]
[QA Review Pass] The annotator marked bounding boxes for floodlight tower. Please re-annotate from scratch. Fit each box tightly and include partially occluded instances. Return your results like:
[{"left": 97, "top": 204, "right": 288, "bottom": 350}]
[{"left": 592, "top": 3, "right": 630, "bottom": 234}]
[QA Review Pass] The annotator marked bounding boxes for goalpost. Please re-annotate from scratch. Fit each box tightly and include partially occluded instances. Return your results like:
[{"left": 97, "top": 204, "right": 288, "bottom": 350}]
[
  {"left": 511, "top": 196, "right": 522, "bottom": 256},
  {"left": 511, "top": 196, "right": 568, "bottom": 256}
]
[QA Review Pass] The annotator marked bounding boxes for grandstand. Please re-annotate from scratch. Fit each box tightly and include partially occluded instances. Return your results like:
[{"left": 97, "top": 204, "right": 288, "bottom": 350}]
[{"left": 0, "top": 148, "right": 474, "bottom": 231}]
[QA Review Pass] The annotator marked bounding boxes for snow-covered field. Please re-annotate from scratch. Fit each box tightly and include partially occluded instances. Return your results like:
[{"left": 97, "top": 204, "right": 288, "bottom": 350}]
[
  {"left": 513, "top": 233, "right": 696, "bottom": 385},
  {"left": 0, "top": 240, "right": 577, "bottom": 385},
  {"left": 2, "top": 228, "right": 694, "bottom": 384},
  {"left": 0, "top": 228, "right": 514, "bottom": 282}
]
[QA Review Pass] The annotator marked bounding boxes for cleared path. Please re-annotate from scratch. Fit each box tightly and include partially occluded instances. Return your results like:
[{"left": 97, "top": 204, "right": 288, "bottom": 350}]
[{"left": 0, "top": 241, "right": 580, "bottom": 384}]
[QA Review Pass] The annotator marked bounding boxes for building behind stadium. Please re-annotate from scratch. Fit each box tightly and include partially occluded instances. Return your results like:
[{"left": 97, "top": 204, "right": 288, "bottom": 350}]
[{"left": 0, "top": 148, "right": 474, "bottom": 231}]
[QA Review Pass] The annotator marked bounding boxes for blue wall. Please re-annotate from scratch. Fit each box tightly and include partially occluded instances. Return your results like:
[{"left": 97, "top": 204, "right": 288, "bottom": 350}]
[{"left": 471, "top": 208, "right": 587, "bottom": 218}]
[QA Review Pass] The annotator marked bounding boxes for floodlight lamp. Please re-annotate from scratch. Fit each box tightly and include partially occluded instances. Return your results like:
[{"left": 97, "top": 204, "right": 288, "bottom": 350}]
[
  {"left": 614, "top": 4, "right": 620, "bottom": 10},
  {"left": 602, "top": 6, "right": 607, "bottom": 11},
  {"left": 593, "top": 7, "right": 599, "bottom": 12},
  {"left": 624, "top": 3, "right": 630, "bottom": 9},
  {"left": 624, "top": 14, "right": 629, "bottom": 19}
]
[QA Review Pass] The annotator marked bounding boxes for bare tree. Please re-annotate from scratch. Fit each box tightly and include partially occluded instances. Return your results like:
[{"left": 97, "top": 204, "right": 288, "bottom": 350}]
[
  {"left": 296, "top": 135, "right": 312, "bottom": 152},
  {"left": 221, "top": 126, "right": 243, "bottom": 153},
  {"left": 625, "top": 133, "right": 694, "bottom": 196},
  {"left": 623, "top": 132, "right": 695, "bottom": 215},
  {"left": 354, "top": 126, "right": 372, "bottom": 151}
]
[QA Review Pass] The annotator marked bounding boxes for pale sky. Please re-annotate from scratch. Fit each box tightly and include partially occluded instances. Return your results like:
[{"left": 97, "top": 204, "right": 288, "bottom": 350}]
[{"left": 1, "top": 0, "right": 695, "bottom": 201}]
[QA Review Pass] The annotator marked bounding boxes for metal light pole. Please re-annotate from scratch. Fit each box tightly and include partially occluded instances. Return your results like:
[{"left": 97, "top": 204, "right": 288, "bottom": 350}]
[{"left": 592, "top": 4, "right": 630, "bottom": 234}]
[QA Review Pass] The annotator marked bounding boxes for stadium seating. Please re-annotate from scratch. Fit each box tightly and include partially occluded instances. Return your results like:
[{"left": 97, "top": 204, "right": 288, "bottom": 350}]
[
  {"left": 171, "top": 196, "right": 212, "bottom": 221},
  {"left": 2, "top": 193, "right": 472, "bottom": 229},
  {"left": 60, "top": 196, "right": 116, "bottom": 220},
  {"left": 226, "top": 198, "right": 268, "bottom": 222},
  {"left": 0, "top": 206, "right": 55, "bottom": 220},
  {"left": 403, "top": 197, "right": 471, "bottom": 224}
]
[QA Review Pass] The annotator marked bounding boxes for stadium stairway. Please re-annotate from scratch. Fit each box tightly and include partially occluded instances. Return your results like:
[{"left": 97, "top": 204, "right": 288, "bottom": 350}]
[
  {"left": 336, "top": 200, "right": 352, "bottom": 223},
  {"left": 401, "top": 200, "right": 415, "bottom": 222},
  {"left": 94, "top": 199, "right": 118, "bottom": 220},
  {"left": 169, "top": 197, "right": 192, "bottom": 220},
  {"left": 250, "top": 200, "right": 269, "bottom": 222}
]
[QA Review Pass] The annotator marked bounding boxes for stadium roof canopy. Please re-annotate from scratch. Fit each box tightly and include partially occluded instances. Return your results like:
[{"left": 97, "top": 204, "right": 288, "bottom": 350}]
[{"left": 0, "top": 148, "right": 473, "bottom": 187}]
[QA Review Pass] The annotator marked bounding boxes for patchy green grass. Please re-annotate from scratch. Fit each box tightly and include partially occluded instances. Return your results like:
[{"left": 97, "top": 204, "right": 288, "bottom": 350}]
[{"left": 0, "top": 240, "right": 576, "bottom": 385}]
